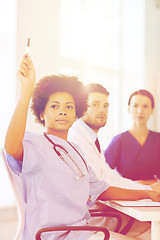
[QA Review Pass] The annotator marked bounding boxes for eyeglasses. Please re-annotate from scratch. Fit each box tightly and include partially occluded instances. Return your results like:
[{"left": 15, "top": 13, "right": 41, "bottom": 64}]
[{"left": 44, "top": 132, "right": 88, "bottom": 180}]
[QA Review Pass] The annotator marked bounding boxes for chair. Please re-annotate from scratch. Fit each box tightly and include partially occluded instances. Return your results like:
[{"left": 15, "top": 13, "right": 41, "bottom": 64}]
[
  {"left": 36, "top": 226, "right": 110, "bottom": 240},
  {"left": 97, "top": 201, "right": 135, "bottom": 235},
  {"left": 0, "top": 148, "right": 122, "bottom": 240},
  {"left": 89, "top": 208, "right": 122, "bottom": 233},
  {"left": 0, "top": 148, "right": 25, "bottom": 240},
  {"left": 35, "top": 208, "right": 123, "bottom": 240}
]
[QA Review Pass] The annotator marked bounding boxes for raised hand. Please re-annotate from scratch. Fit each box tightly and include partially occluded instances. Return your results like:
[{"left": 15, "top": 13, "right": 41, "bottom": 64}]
[
  {"left": 5, "top": 54, "right": 36, "bottom": 161},
  {"left": 17, "top": 54, "right": 36, "bottom": 89}
]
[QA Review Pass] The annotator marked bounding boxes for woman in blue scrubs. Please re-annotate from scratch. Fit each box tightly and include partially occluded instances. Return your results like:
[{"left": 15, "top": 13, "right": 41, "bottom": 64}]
[{"left": 105, "top": 89, "right": 160, "bottom": 183}]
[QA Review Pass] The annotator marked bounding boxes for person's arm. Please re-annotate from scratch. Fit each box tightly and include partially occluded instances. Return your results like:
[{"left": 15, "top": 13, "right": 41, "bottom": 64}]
[
  {"left": 150, "top": 181, "right": 160, "bottom": 192},
  {"left": 138, "top": 179, "right": 156, "bottom": 185},
  {"left": 5, "top": 54, "right": 35, "bottom": 161},
  {"left": 98, "top": 186, "right": 160, "bottom": 202}
]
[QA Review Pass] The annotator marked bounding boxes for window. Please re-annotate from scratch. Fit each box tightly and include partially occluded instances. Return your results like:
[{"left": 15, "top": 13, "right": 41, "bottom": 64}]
[{"left": 59, "top": 0, "right": 145, "bottom": 148}]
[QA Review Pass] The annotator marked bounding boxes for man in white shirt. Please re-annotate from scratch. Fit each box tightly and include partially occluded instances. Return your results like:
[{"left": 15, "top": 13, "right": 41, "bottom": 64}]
[
  {"left": 68, "top": 83, "right": 152, "bottom": 190},
  {"left": 68, "top": 83, "right": 157, "bottom": 239}
]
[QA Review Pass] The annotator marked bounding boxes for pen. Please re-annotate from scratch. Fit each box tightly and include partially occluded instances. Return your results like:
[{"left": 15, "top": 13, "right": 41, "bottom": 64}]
[
  {"left": 154, "top": 175, "right": 160, "bottom": 182},
  {"left": 26, "top": 36, "right": 30, "bottom": 56}
]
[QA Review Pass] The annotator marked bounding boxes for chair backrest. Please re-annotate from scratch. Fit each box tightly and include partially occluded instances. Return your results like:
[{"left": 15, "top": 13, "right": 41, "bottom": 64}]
[{"left": 0, "top": 148, "right": 25, "bottom": 240}]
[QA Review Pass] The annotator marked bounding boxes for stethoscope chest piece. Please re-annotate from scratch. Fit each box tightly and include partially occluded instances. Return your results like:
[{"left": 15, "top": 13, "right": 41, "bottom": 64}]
[{"left": 75, "top": 173, "right": 87, "bottom": 180}]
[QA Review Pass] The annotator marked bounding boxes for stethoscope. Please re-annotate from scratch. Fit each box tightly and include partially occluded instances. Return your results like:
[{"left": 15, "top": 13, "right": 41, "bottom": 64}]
[{"left": 43, "top": 132, "right": 89, "bottom": 180}]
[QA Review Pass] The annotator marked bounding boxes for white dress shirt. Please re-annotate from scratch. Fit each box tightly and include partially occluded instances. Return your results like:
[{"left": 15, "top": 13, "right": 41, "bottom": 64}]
[{"left": 68, "top": 119, "right": 151, "bottom": 190}]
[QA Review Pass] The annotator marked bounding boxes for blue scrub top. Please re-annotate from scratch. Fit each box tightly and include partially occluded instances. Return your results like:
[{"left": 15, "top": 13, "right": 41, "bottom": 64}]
[{"left": 104, "top": 130, "right": 160, "bottom": 180}]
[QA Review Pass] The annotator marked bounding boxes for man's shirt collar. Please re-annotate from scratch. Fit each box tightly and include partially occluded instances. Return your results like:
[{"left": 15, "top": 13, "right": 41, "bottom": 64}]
[{"left": 79, "top": 119, "right": 97, "bottom": 143}]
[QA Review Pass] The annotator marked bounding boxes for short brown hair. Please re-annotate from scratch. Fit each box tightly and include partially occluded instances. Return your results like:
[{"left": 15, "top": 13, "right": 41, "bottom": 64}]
[
  {"left": 84, "top": 83, "right": 109, "bottom": 96},
  {"left": 128, "top": 89, "right": 155, "bottom": 108}
]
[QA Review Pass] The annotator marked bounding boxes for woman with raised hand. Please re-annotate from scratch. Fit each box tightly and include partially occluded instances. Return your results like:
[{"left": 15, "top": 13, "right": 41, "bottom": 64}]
[{"left": 5, "top": 56, "right": 160, "bottom": 240}]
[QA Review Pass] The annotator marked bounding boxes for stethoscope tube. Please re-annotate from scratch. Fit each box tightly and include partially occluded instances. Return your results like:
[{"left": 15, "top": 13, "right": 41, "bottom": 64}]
[{"left": 43, "top": 132, "right": 88, "bottom": 178}]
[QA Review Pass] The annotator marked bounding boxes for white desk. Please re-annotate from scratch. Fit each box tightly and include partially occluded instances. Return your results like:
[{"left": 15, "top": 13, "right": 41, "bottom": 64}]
[{"left": 100, "top": 200, "right": 160, "bottom": 240}]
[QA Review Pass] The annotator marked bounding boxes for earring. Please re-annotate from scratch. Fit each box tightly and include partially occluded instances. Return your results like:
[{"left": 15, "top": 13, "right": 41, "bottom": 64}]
[{"left": 40, "top": 116, "right": 44, "bottom": 121}]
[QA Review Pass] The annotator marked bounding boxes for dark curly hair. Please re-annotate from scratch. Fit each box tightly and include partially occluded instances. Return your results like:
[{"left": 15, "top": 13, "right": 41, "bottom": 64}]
[
  {"left": 31, "top": 75, "right": 88, "bottom": 125},
  {"left": 128, "top": 89, "right": 155, "bottom": 108}
]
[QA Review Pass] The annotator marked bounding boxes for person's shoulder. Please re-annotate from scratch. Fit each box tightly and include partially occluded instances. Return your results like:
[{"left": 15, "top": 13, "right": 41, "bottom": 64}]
[
  {"left": 150, "top": 130, "right": 160, "bottom": 135},
  {"left": 24, "top": 131, "right": 43, "bottom": 144},
  {"left": 68, "top": 119, "right": 86, "bottom": 141},
  {"left": 149, "top": 130, "right": 160, "bottom": 138},
  {"left": 68, "top": 120, "right": 81, "bottom": 134},
  {"left": 71, "top": 119, "right": 81, "bottom": 128},
  {"left": 24, "top": 131, "right": 41, "bottom": 139},
  {"left": 112, "top": 131, "right": 128, "bottom": 141}
]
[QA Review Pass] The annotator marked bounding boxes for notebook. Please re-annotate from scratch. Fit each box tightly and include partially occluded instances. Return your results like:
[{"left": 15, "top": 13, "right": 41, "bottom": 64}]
[{"left": 111, "top": 199, "right": 160, "bottom": 207}]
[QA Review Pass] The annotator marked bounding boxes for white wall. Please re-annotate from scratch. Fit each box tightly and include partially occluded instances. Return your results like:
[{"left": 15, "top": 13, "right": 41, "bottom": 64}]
[
  {"left": 16, "top": 0, "right": 62, "bottom": 133},
  {"left": 114, "top": 0, "right": 145, "bottom": 133},
  {"left": 144, "top": 0, "right": 160, "bottom": 131},
  {"left": 0, "top": 1, "right": 17, "bottom": 147},
  {"left": 0, "top": 0, "right": 17, "bottom": 207}
]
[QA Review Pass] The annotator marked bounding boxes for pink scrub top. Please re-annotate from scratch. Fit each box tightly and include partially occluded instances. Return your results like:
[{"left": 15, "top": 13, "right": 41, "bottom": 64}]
[{"left": 7, "top": 132, "right": 109, "bottom": 240}]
